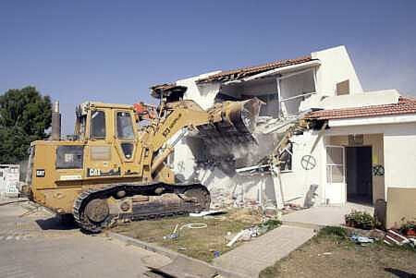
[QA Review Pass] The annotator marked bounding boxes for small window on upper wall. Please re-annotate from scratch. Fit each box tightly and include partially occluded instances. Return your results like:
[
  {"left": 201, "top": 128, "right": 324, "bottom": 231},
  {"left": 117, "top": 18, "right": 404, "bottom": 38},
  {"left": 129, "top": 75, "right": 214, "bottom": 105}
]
[
  {"left": 90, "top": 111, "right": 106, "bottom": 139},
  {"left": 336, "top": 80, "right": 350, "bottom": 95}
]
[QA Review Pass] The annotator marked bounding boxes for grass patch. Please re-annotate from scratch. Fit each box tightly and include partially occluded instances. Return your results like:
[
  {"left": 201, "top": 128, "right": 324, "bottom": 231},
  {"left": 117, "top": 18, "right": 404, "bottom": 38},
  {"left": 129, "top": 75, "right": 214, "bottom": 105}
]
[
  {"left": 260, "top": 226, "right": 416, "bottom": 278},
  {"left": 112, "top": 209, "right": 278, "bottom": 262},
  {"left": 318, "top": 226, "right": 348, "bottom": 239}
]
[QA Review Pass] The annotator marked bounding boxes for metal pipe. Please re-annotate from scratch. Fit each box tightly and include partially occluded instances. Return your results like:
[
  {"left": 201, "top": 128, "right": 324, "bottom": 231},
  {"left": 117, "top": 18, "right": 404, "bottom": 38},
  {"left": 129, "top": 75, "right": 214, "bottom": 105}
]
[{"left": 51, "top": 101, "right": 61, "bottom": 141}]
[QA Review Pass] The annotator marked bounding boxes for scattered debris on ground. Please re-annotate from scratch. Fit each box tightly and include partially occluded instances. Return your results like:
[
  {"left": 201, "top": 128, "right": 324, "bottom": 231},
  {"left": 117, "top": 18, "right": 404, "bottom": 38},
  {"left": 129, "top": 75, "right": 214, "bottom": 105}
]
[
  {"left": 112, "top": 208, "right": 281, "bottom": 262},
  {"left": 260, "top": 226, "right": 416, "bottom": 278}
]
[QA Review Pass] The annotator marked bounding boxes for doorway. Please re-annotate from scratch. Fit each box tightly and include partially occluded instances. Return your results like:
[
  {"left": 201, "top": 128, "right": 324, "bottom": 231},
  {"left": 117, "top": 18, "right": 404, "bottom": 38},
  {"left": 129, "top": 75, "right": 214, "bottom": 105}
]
[{"left": 346, "top": 146, "right": 373, "bottom": 204}]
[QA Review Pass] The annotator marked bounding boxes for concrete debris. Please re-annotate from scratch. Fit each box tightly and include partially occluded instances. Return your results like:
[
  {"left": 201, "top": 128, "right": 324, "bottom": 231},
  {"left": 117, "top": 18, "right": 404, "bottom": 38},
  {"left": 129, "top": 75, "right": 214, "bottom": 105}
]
[
  {"left": 226, "top": 230, "right": 245, "bottom": 247},
  {"left": 350, "top": 234, "right": 375, "bottom": 245},
  {"left": 163, "top": 224, "right": 179, "bottom": 240},
  {"left": 384, "top": 229, "right": 415, "bottom": 248},
  {"left": 226, "top": 219, "right": 282, "bottom": 246}
]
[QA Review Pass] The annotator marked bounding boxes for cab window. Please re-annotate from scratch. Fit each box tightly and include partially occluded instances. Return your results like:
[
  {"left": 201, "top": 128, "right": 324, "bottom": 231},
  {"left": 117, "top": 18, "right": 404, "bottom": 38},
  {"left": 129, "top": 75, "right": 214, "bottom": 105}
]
[
  {"left": 90, "top": 110, "right": 106, "bottom": 139},
  {"left": 116, "top": 112, "right": 134, "bottom": 139}
]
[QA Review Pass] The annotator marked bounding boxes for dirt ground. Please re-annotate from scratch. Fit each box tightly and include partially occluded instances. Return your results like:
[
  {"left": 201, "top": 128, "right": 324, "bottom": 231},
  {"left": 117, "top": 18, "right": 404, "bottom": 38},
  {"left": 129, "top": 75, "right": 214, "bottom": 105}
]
[
  {"left": 112, "top": 208, "right": 267, "bottom": 262},
  {"left": 260, "top": 228, "right": 416, "bottom": 278}
]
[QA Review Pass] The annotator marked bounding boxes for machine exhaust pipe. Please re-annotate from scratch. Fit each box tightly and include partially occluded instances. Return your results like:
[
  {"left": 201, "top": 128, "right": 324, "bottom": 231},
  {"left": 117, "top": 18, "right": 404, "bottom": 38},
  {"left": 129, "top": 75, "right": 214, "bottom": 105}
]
[{"left": 51, "top": 101, "right": 61, "bottom": 141}]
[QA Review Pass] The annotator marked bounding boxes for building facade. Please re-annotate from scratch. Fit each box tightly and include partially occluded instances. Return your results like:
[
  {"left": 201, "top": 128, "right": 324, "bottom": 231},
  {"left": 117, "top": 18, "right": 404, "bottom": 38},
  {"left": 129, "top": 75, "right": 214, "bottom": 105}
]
[{"left": 152, "top": 45, "right": 416, "bottom": 227}]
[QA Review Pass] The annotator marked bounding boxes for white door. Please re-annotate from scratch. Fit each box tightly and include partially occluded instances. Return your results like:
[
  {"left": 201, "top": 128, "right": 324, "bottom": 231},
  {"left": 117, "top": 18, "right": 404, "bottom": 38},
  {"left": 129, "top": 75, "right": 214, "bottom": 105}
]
[{"left": 325, "top": 146, "right": 346, "bottom": 204}]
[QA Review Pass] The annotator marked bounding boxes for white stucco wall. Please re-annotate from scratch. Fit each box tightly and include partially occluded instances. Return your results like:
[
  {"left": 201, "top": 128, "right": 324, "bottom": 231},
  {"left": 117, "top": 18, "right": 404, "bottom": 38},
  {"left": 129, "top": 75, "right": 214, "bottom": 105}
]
[
  {"left": 383, "top": 122, "right": 416, "bottom": 191},
  {"left": 167, "top": 45, "right": 376, "bottom": 209},
  {"left": 312, "top": 45, "right": 363, "bottom": 96},
  {"left": 319, "top": 90, "right": 400, "bottom": 110},
  {"left": 275, "top": 130, "right": 326, "bottom": 206},
  {"left": 176, "top": 72, "right": 221, "bottom": 110},
  {"left": 327, "top": 121, "right": 416, "bottom": 201}
]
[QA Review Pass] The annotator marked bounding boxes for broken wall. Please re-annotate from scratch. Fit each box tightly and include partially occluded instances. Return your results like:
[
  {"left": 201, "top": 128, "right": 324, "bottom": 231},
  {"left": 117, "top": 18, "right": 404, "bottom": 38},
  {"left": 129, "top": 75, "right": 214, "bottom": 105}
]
[
  {"left": 274, "top": 130, "right": 326, "bottom": 207},
  {"left": 279, "top": 70, "right": 316, "bottom": 115},
  {"left": 176, "top": 72, "right": 221, "bottom": 109},
  {"left": 168, "top": 45, "right": 367, "bottom": 208}
]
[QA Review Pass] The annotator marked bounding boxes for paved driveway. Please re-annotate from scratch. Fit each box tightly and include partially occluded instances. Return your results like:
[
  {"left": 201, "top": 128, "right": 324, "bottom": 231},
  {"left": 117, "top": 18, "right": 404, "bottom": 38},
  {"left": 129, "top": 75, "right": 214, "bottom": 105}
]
[
  {"left": 0, "top": 200, "right": 171, "bottom": 278},
  {"left": 282, "top": 202, "right": 374, "bottom": 228}
]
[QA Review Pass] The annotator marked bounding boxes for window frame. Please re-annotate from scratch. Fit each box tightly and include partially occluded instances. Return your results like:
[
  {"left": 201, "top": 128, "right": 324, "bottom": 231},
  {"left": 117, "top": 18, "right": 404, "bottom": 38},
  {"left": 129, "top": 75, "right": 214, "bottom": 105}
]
[
  {"left": 114, "top": 109, "right": 136, "bottom": 161},
  {"left": 115, "top": 110, "right": 135, "bottom": 140},
  {"left": 89, "top": 110, "right": 107, "bottom": 140}
]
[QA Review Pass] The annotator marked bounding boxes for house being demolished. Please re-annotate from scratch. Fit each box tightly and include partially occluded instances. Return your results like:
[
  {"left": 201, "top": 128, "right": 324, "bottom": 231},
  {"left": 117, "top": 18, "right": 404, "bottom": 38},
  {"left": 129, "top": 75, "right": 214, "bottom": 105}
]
[{"left": 150, "top": 45, "right": 416, "bottom": 228}]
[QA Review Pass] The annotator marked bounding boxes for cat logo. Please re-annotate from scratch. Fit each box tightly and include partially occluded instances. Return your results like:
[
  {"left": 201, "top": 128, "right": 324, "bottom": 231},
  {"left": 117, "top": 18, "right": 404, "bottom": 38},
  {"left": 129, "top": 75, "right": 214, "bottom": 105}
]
[
  {"left": 36, "top": 169, "right": 45, "bottom": 178},
  {"left": 88, "top": 168, "right": 101, "bottom": 177}
]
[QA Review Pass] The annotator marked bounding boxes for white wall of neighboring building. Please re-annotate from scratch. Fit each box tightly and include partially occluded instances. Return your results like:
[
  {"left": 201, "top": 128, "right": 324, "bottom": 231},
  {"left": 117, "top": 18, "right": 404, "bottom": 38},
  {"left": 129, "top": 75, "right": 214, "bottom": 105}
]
[
  {"left": 312, "top": 45, "right": 363, "bottom": 96},
  {"left": 0, "top": 164, "right": 20, "bottom": 197}
]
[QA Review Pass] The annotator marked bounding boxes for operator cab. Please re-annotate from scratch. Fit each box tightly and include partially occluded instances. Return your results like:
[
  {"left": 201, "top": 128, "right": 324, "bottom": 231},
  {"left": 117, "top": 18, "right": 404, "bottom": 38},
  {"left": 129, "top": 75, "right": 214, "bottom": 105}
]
[{"left": 75, "top": 101, "right": 138, "bottom": 161}]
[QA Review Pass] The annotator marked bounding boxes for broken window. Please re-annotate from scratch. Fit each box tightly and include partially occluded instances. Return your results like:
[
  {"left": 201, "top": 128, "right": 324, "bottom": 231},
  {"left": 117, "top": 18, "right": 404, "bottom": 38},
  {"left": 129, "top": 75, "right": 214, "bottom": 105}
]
[{"left": 279, "top": 142, "right": 293, "bottom": 172}]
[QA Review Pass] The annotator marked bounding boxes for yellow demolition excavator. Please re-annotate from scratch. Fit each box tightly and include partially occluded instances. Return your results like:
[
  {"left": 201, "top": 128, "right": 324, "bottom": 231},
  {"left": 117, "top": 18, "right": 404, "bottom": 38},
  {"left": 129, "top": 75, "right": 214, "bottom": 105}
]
[{"left": 23, "top": 85, "right": 262, "bottom": 232}]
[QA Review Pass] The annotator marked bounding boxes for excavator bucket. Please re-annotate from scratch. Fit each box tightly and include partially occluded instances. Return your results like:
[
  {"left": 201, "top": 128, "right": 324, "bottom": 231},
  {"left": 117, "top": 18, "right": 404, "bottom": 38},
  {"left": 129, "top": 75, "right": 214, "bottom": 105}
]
[{"left": 196, "top": 98, "right": 263, "bottom": 147}]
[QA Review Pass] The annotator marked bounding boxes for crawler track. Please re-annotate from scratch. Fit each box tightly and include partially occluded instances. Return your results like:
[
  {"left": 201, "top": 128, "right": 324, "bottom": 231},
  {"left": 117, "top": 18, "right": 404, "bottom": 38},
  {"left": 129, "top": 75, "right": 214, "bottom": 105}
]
[{"left": 73, "top": 183, "right": 210, "bottom": 233}]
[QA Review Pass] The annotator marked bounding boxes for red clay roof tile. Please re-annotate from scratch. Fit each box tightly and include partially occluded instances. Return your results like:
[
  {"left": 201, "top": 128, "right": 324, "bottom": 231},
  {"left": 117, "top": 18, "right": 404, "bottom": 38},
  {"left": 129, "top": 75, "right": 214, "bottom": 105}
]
[
  {"left": 196, "top": 55, "right": 315, "bottom": 84},
  {"left": 306, "top": 97, "right": 416, "bottom": 120}
]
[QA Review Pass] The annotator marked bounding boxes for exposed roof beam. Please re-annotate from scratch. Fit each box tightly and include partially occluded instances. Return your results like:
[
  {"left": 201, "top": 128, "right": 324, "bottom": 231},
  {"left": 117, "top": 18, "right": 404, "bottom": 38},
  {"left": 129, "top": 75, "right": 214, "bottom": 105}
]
[{"left": 241, "top": 60, "right": 321, "bottom": 82}]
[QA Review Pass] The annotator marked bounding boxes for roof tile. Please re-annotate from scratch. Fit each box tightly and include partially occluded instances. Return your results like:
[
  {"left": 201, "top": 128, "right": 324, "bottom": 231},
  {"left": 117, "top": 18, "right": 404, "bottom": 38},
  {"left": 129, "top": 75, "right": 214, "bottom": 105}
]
[
  {"left": 306, "top": 97, "right": 416, "bottom": 120},
  {"left": 196, "top": 55, "right": 314, "bottom": 84}
]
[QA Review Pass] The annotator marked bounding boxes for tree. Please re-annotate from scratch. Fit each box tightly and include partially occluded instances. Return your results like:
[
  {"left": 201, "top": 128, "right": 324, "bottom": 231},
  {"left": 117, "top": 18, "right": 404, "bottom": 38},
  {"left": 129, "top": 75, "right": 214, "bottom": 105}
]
[{"left": 0, "top": 86, "right": 51, "bottom": 164}]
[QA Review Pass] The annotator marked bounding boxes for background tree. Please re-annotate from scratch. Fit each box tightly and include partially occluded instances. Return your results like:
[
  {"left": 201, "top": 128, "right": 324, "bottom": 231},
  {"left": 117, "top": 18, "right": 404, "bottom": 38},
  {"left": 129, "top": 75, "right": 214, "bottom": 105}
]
[{"left": 0, "top": 86, "right": 51, "bottom": 164}]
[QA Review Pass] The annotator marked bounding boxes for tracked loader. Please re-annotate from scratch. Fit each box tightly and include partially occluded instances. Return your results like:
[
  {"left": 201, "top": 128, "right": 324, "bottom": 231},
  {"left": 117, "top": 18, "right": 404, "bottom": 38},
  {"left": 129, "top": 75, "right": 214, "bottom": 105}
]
[{"left": 23, "top": 85, "right": 262, "bottom": 232}]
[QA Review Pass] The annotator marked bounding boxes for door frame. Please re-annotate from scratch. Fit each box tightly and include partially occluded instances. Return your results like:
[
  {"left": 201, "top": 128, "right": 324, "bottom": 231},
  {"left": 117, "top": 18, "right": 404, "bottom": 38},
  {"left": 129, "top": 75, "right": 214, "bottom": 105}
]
[
  {"left": 325, "top": 145, "right": 346, "bottom": 204},
  {"left": 345, "top": 145, "right": 373, "bottom": 204}
]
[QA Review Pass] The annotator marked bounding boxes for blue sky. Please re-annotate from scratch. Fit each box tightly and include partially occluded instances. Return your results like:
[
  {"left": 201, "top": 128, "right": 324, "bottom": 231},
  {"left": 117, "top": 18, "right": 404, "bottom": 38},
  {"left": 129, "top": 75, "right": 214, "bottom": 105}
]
[{"left": 1, "top": 0, "right": 416, "bottom": 134}]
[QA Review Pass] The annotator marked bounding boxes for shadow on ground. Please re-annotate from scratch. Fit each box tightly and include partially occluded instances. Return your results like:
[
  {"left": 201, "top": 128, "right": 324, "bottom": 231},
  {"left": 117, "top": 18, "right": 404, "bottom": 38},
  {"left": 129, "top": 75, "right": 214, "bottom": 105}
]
[
  {"left": 35, "top": 216, "right": 78, "bottom": 231},
  {"left": 384, "top": 268, "right": 416, "bottom": 278}
]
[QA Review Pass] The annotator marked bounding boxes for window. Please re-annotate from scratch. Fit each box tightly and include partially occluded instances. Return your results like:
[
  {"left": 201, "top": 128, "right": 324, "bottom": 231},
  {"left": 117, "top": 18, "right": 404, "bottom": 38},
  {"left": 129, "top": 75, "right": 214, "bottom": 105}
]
[
  {"left": 121, "top": 143, "right": 134, "bottom": 159},
  {"left": 326, "top": 146, "right": 344, "bottom": 183},
  {"left": 90, "top": 111, "right": 106, "bottom": 139},
  {"left": 336, "top": 80, "right": 350, "bottom": 95},
  {"left": 116, "top": 112, "right": 134, "bottom": 139},
  {"left": 56, "top": 146, "right": 84, "bottom": 169}
]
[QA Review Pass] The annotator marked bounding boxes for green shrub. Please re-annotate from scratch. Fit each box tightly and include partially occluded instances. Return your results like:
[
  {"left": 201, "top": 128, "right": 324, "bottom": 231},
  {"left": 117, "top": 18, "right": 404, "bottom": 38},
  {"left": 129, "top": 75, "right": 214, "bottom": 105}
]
[
  {"left": 345, "top": 210, "right": 377, "bottom": 230},
  {"left": 261, "top": 219, "right": 282, "bottom": 230},
  {"left": 319, "top": 226, "right": 348, "bottom": 239}
]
